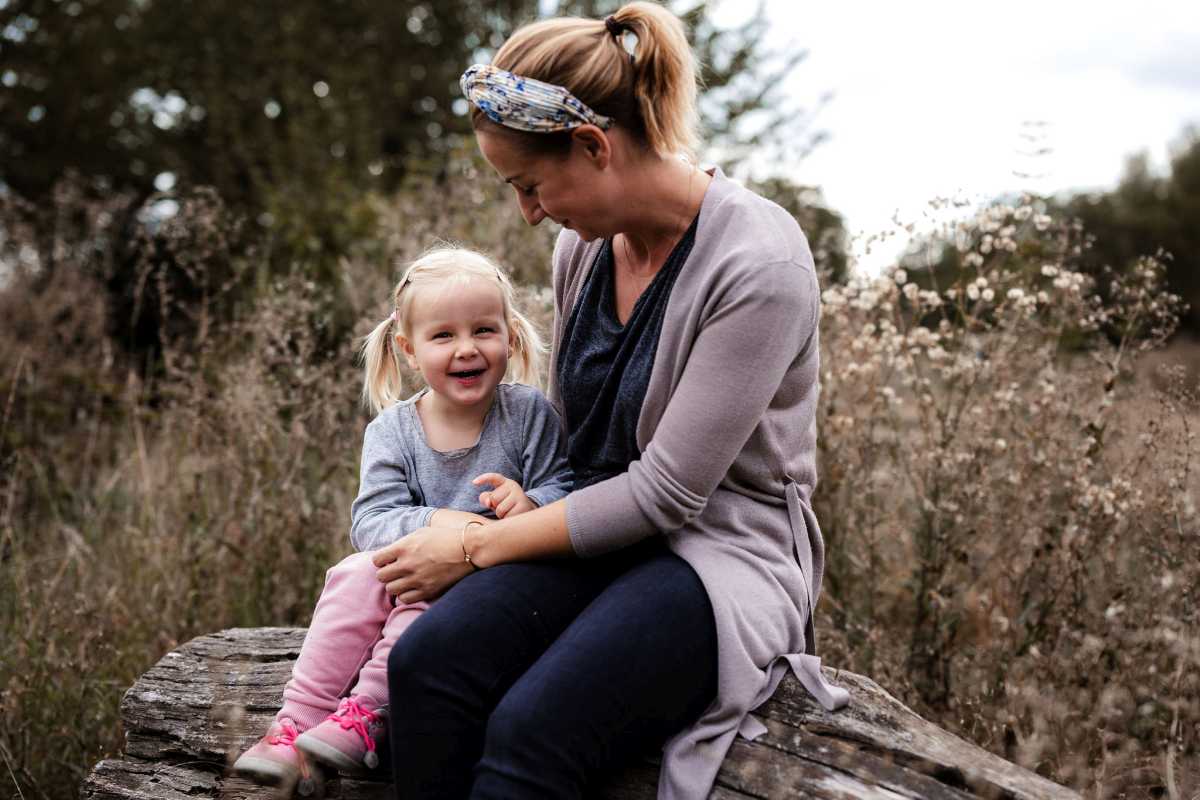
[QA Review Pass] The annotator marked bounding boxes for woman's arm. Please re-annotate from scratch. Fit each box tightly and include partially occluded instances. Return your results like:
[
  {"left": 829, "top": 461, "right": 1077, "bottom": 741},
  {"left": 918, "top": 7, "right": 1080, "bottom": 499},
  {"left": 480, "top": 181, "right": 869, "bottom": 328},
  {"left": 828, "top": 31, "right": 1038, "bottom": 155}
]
[
  {"left": 372, "top": 500, "right": 571, "bottom": 603},
  {"left": 467, "top": 499, "right": 572, "bottom": 566},
  {"left": 565, "top": 258, "right": 820, "bottom": 557}
]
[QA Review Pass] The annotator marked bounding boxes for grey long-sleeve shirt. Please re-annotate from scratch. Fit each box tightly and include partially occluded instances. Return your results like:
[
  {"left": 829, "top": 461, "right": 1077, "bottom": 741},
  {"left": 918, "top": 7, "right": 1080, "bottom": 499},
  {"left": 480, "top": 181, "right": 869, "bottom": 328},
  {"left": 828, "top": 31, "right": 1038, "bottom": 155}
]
[{"left": 349, "top": 382, "right": 572, "bottom": 552}]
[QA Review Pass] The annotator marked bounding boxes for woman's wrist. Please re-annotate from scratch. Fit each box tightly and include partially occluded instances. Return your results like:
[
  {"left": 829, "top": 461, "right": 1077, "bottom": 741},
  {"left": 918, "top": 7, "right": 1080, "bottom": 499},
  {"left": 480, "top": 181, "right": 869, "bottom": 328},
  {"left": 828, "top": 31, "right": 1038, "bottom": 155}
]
[
  {"left": 463, "top": 519, "right": 493, "bottom": 569},
  {"left": 461, "top": 520, "right": 485, "bottom": 570},
  {"left": 464, "top": 500, "right": 573, "bottom": 568}
]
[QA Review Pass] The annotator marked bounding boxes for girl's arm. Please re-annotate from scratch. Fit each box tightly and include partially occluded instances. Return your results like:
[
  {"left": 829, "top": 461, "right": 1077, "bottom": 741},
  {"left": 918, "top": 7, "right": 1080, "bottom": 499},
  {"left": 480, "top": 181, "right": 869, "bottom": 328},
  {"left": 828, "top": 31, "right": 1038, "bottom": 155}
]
[
  {"left": 519, "top": 390, "right": 574, "bottom": 508},
  {"left": 352, "top": 415, "right": 487, "bottom": 550},
  {"left": 429, "top": 508, "right": 491, "bottom": 528}
]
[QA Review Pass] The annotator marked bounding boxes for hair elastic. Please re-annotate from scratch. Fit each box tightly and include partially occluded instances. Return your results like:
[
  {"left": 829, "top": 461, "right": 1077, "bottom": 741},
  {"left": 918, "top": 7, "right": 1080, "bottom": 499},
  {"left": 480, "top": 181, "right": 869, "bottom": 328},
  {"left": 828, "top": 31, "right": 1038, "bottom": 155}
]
[{"left": 604, "top": 16, "right": 638, "bottom": 63}]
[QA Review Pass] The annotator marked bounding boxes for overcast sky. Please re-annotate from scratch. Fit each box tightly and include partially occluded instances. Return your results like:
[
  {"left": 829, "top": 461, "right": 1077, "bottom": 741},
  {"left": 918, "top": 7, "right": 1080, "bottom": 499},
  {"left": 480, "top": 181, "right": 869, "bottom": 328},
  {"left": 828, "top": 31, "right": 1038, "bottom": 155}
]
[{"left": 710, "top": 0, "right": 1200, "bottom": 273}]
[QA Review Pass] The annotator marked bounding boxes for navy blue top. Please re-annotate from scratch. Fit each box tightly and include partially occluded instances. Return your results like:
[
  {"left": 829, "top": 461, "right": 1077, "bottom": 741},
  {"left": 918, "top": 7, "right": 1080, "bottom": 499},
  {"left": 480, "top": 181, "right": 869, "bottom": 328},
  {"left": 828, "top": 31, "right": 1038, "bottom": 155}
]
[{"left": 557, "top": 217, "right": 699, "bottom": 490}]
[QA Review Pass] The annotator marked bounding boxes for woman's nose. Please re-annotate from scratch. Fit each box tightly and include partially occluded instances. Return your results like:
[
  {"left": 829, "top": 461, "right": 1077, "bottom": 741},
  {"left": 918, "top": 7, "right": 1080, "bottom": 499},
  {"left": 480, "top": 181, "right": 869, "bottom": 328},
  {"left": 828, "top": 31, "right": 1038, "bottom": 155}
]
[{"left": 516, "top": 192, "right": 545, "bottom": 226}]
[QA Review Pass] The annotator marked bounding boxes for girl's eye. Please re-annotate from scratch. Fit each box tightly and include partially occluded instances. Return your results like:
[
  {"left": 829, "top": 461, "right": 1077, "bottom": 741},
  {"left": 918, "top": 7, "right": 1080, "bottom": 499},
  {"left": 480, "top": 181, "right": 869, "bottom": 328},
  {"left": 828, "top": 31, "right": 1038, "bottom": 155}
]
[
  {"left": 476, "top": 327, "right": 496, "bottom": 335},
  {"left": 432, "top": 332, "right": 451, "bottom": 340}
]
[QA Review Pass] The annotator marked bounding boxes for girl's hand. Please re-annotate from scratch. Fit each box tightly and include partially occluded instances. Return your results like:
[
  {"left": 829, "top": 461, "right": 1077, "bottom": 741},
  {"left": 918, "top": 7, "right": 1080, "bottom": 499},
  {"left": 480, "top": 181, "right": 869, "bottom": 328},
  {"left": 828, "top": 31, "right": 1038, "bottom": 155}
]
[
  {"left": 473, "top": 473, "right": 537, "bottom": 518},
  {"left": 372, "top": 526, "right": 475, "bottom": 604}
]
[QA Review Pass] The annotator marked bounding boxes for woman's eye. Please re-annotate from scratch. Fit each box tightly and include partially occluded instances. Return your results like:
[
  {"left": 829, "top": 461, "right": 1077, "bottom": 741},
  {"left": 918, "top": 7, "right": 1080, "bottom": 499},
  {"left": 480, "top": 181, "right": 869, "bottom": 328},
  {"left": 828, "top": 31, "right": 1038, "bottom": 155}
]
[{"left": 517, "top": 184, "right": 536, "bottom": 197}]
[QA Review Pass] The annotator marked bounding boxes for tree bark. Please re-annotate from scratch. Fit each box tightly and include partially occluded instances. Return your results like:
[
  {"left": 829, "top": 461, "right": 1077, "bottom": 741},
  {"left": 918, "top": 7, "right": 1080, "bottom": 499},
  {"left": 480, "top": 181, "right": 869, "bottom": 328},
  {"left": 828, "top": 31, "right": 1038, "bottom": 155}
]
[{"left": 82, "top": 627, "right": 1079, "bottom": 799}]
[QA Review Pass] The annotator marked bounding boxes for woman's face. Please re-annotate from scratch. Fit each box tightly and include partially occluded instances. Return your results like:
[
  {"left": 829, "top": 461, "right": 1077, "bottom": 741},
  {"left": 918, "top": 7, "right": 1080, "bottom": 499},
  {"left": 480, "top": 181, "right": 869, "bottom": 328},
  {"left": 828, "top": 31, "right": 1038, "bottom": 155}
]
[{"left": 476, "top": 128, "right": 614, "bottom": 242}]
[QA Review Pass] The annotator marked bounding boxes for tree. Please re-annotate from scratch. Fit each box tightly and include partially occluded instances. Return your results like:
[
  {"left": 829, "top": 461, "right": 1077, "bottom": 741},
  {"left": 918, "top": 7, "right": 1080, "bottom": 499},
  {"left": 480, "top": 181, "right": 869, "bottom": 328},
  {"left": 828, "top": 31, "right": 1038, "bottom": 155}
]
[
  {"left": 1060, "top": 129, "right": 1200, "bottom": 335},
  {"left": 1, "top": 0, "right": 840, "bottom": 358}
]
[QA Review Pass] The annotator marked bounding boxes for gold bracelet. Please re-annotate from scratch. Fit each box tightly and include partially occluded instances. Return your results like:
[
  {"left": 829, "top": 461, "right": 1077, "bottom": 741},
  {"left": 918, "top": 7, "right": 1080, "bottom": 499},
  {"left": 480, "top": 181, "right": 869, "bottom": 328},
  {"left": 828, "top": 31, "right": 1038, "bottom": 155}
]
[{"left": 461, "top": 521, "right": 485, "bottom": 570}]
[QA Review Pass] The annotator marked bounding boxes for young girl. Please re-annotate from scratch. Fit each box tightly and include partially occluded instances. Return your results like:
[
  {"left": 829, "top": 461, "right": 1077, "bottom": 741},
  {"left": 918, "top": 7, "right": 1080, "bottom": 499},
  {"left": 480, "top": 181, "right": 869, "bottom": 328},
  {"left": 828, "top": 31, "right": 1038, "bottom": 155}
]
[{"left": 233, "top": 246, "right": 572, "bottom": 792}]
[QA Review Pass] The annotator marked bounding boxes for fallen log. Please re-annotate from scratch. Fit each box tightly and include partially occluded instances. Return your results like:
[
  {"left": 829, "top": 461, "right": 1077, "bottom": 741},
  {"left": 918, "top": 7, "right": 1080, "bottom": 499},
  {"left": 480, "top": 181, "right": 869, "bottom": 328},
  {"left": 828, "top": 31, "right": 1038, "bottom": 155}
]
[{"left": 83, "top": 627, "right": 1079, "bottom": 799}]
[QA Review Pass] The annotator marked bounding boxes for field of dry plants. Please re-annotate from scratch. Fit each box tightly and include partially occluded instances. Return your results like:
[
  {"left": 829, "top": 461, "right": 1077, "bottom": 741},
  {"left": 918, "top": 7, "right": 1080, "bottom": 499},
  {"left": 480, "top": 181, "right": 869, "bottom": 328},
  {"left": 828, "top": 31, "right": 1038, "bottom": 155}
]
[{"left": 1, "top": 168, "right": 1197, "bottom": 798}]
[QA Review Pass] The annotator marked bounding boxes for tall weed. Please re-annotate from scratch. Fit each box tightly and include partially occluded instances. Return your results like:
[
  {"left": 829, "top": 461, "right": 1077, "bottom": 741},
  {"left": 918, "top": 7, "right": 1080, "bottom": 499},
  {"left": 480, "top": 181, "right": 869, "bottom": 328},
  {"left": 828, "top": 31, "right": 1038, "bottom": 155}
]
[
  {"left": 813, "top": 199, "right": 1198, "bottom": 792},
  {"left": 0, "top": 178, "right": 1195, "bottom": 798}
]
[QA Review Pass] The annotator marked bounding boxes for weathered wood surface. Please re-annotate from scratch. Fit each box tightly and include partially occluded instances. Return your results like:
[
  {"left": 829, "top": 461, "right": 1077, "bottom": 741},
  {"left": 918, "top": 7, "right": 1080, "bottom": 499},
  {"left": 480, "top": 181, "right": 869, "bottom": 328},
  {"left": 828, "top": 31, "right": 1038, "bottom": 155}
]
[{"left": 83, "top": 627, "right": 1079, "bottom": 799}]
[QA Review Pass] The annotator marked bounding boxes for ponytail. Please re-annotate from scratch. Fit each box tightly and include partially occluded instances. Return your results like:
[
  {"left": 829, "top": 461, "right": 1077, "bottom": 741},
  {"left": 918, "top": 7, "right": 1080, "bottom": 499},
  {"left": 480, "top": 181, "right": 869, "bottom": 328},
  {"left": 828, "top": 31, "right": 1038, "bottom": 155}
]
[
  {"left": 506, "top": 306, "right": 545, "bottom": 388},
  {"left": 477, "top": 1, "right": 701, "bottom": 159},
  {"left": 360, "top": 316, "right": 406, "bottom": 415},
  {"left": 607, "top": 2, "right": 700, "bottom": 159}
]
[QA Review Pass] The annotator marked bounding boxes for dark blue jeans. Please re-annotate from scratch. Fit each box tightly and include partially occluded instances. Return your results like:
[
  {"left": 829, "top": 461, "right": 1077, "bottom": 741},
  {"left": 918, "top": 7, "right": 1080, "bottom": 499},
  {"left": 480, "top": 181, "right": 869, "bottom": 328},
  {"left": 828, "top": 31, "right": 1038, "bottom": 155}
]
[{"left": 386, "top": 538, "right": 718, "bottom": 799}]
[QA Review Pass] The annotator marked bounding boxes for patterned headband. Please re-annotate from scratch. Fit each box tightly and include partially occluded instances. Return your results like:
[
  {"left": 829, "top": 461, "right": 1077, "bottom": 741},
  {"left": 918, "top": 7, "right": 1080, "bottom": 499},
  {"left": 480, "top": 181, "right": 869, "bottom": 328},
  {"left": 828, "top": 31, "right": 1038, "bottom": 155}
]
[{"left": 459, "top": 64, "right": 614, "bottom": 133}]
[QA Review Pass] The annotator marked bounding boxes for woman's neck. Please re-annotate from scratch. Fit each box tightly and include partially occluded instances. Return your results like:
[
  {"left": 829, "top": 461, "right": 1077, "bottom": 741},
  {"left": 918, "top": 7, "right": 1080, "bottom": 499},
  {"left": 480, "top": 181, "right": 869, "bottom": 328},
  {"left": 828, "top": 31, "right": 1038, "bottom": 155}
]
[{"left": 613, "top": 157, "right": 711, "bottom": 272}]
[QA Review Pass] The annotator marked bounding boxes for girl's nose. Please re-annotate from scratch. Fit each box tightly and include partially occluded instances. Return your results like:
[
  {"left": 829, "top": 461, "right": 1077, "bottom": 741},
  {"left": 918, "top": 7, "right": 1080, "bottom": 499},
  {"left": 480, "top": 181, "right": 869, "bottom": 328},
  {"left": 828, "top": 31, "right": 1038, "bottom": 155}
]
[{"left": 516, "top": 191, "right": 546, "bottom": 226}]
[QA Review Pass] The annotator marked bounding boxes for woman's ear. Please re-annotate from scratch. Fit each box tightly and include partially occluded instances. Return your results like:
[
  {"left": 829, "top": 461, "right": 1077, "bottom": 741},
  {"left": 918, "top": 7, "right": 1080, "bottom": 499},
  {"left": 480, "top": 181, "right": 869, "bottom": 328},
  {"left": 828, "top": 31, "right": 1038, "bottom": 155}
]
[
  {"left": 571, "top": 125, "right": 611, "bottom": 169},
  {"left": 395, "top": 333, "right": 419, "bottom": 370}
]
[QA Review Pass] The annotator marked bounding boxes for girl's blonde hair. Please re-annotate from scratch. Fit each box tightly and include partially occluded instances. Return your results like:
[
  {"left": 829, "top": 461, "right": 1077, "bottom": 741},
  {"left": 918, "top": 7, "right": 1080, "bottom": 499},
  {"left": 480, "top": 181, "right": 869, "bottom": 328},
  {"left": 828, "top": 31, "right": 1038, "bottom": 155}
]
[
  {"left": 360, "top": 246, "right": 544, "bottom": 415},
  {"left": 473, "top": 1, "right": 700, "bottom": 160}
]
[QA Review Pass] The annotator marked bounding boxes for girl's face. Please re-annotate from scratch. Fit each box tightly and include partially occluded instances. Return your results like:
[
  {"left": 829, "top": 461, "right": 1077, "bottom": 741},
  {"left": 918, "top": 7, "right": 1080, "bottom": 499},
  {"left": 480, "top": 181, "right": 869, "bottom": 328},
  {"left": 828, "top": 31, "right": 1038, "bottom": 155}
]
[
  {"left": 476, "top": 127, "right": 615, "bottom": 242},
  {"left": 397, "top": 277, "right": 511, "bottom": 413}
]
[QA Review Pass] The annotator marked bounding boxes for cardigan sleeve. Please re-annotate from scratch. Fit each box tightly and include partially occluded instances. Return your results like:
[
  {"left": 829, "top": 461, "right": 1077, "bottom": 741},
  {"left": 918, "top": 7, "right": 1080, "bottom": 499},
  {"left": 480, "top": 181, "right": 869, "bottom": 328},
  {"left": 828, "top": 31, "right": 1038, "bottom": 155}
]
[{"left": 564, "top": 258, "right": 820, "bottom": 557}]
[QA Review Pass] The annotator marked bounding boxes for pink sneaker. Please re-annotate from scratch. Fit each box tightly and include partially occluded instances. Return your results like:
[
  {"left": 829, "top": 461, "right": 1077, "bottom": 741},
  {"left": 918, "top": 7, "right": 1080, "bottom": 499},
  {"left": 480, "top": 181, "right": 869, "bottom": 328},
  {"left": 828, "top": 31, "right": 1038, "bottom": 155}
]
[
  {"left": 295, "top": 696, "right": 387, "bottom": 773},
  {"left": 233, "top": 717, "right": 320, "bottom": 795}
]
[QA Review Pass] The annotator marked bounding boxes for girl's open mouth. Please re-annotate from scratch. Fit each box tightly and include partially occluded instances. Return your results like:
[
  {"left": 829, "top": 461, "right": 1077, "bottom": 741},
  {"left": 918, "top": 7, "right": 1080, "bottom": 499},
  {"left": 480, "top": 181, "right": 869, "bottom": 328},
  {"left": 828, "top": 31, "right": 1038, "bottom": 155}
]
[{"left": 450, "top": 368, "right": 486, "bottom": 380}]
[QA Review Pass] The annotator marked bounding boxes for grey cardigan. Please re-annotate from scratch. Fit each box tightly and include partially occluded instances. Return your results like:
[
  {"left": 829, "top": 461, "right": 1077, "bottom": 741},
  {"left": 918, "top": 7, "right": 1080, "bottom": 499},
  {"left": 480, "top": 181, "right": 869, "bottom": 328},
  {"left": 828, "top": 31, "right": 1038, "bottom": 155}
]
[{"left": 548, "top": 168, "right": 850, "bottom": 799}]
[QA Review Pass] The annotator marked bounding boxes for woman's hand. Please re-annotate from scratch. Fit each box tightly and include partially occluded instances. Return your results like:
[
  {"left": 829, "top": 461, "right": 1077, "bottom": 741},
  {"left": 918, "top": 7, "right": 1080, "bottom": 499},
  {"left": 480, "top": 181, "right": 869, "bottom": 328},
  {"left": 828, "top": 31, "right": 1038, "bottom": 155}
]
[
  {"left": 372, "top": 526, "right": 475, "bottom": 604},
  {"left": 473, "top": 472, "right": 537, "bottom": 518}
]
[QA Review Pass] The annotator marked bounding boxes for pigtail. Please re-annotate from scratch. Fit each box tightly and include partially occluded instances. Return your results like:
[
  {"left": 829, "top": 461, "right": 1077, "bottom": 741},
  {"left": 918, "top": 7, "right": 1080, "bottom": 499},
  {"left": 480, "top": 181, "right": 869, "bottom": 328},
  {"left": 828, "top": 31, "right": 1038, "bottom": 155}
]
[
  {"left": 360, "top": 316, "right": 406, "bottom": 415},
  {"left": 506, "top": 306, "right": 545, "bottom": 388}
]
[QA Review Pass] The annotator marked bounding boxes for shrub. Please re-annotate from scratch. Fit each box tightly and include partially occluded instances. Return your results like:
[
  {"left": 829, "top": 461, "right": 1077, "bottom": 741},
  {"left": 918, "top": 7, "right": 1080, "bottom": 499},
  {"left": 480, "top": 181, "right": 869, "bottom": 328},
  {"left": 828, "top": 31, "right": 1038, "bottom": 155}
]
[{"left": 813, "top": 198, "right": 1198, "bottom": 790}]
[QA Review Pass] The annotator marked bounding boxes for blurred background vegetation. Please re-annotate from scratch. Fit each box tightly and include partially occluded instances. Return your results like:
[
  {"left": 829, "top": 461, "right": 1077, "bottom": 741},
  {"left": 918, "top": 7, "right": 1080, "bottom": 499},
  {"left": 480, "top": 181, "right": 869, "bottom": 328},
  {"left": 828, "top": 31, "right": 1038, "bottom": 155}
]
[{"left": 1, "top": 0, "right": 1197, "bottom": 797}]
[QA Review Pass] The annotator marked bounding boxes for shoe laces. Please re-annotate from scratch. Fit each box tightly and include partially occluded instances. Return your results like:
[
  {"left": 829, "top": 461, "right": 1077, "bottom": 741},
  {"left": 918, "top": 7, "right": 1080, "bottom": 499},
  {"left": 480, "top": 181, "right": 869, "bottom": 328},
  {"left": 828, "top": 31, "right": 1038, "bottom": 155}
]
[
  {"left": 266, "top": 718, "right": 312, "bottom": 780},
  {"left": 329, "top": 697, "right": 381, "bottom": 754}
]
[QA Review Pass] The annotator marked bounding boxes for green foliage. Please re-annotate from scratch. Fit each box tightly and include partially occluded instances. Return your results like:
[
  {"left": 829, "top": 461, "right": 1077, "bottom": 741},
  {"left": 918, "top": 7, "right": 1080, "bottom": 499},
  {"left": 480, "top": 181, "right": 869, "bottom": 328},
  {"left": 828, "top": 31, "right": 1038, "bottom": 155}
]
[
  {"left": 1, "top": 0, "right": 834, "bottom": 366},
  {"left": 1, "top": 0, "right": 550, "bottom": 319},
  {"left": 1059, "top": 128, "right": 1200, "bottom": 335},
  {"left": 895, "top": 129, "right": 1200, "bottom": 341}
]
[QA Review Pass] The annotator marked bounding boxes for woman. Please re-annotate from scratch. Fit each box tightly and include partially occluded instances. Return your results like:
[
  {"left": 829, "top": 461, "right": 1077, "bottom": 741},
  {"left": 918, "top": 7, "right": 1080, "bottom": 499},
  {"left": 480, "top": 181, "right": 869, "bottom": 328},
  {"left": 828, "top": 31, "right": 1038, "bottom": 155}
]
[{"left": 371, "top": 3, "right": 847, "bottom": 798}]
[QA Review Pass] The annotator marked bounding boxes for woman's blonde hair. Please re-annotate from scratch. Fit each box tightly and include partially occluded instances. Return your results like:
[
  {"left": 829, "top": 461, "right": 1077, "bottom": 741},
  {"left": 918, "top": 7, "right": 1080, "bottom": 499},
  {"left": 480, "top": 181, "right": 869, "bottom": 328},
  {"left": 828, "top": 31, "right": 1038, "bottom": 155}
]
[
  {"left": 473, "top": 1, "right": 700, "bottom": 160},
  {"left": 359, "top": 246, "right": 544, "bottom": 415}
]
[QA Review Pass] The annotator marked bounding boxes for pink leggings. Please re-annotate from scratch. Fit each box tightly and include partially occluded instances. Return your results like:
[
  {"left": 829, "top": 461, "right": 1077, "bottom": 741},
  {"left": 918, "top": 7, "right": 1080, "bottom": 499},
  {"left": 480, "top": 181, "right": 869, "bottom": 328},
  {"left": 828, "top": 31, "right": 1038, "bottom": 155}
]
[{"left": 277, "top": 551, "right": 427, "bottom": 730}]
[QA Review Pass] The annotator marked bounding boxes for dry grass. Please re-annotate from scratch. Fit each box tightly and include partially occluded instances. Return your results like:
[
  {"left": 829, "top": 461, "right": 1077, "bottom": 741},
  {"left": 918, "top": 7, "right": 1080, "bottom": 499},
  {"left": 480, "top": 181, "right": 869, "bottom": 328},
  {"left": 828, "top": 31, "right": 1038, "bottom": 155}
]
[
  {"left": 1, "top": 177, "right": 1196, "bottom": 799},
  {"left": 812, "top": 201, "right": 1199, "bottom": 796}
]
